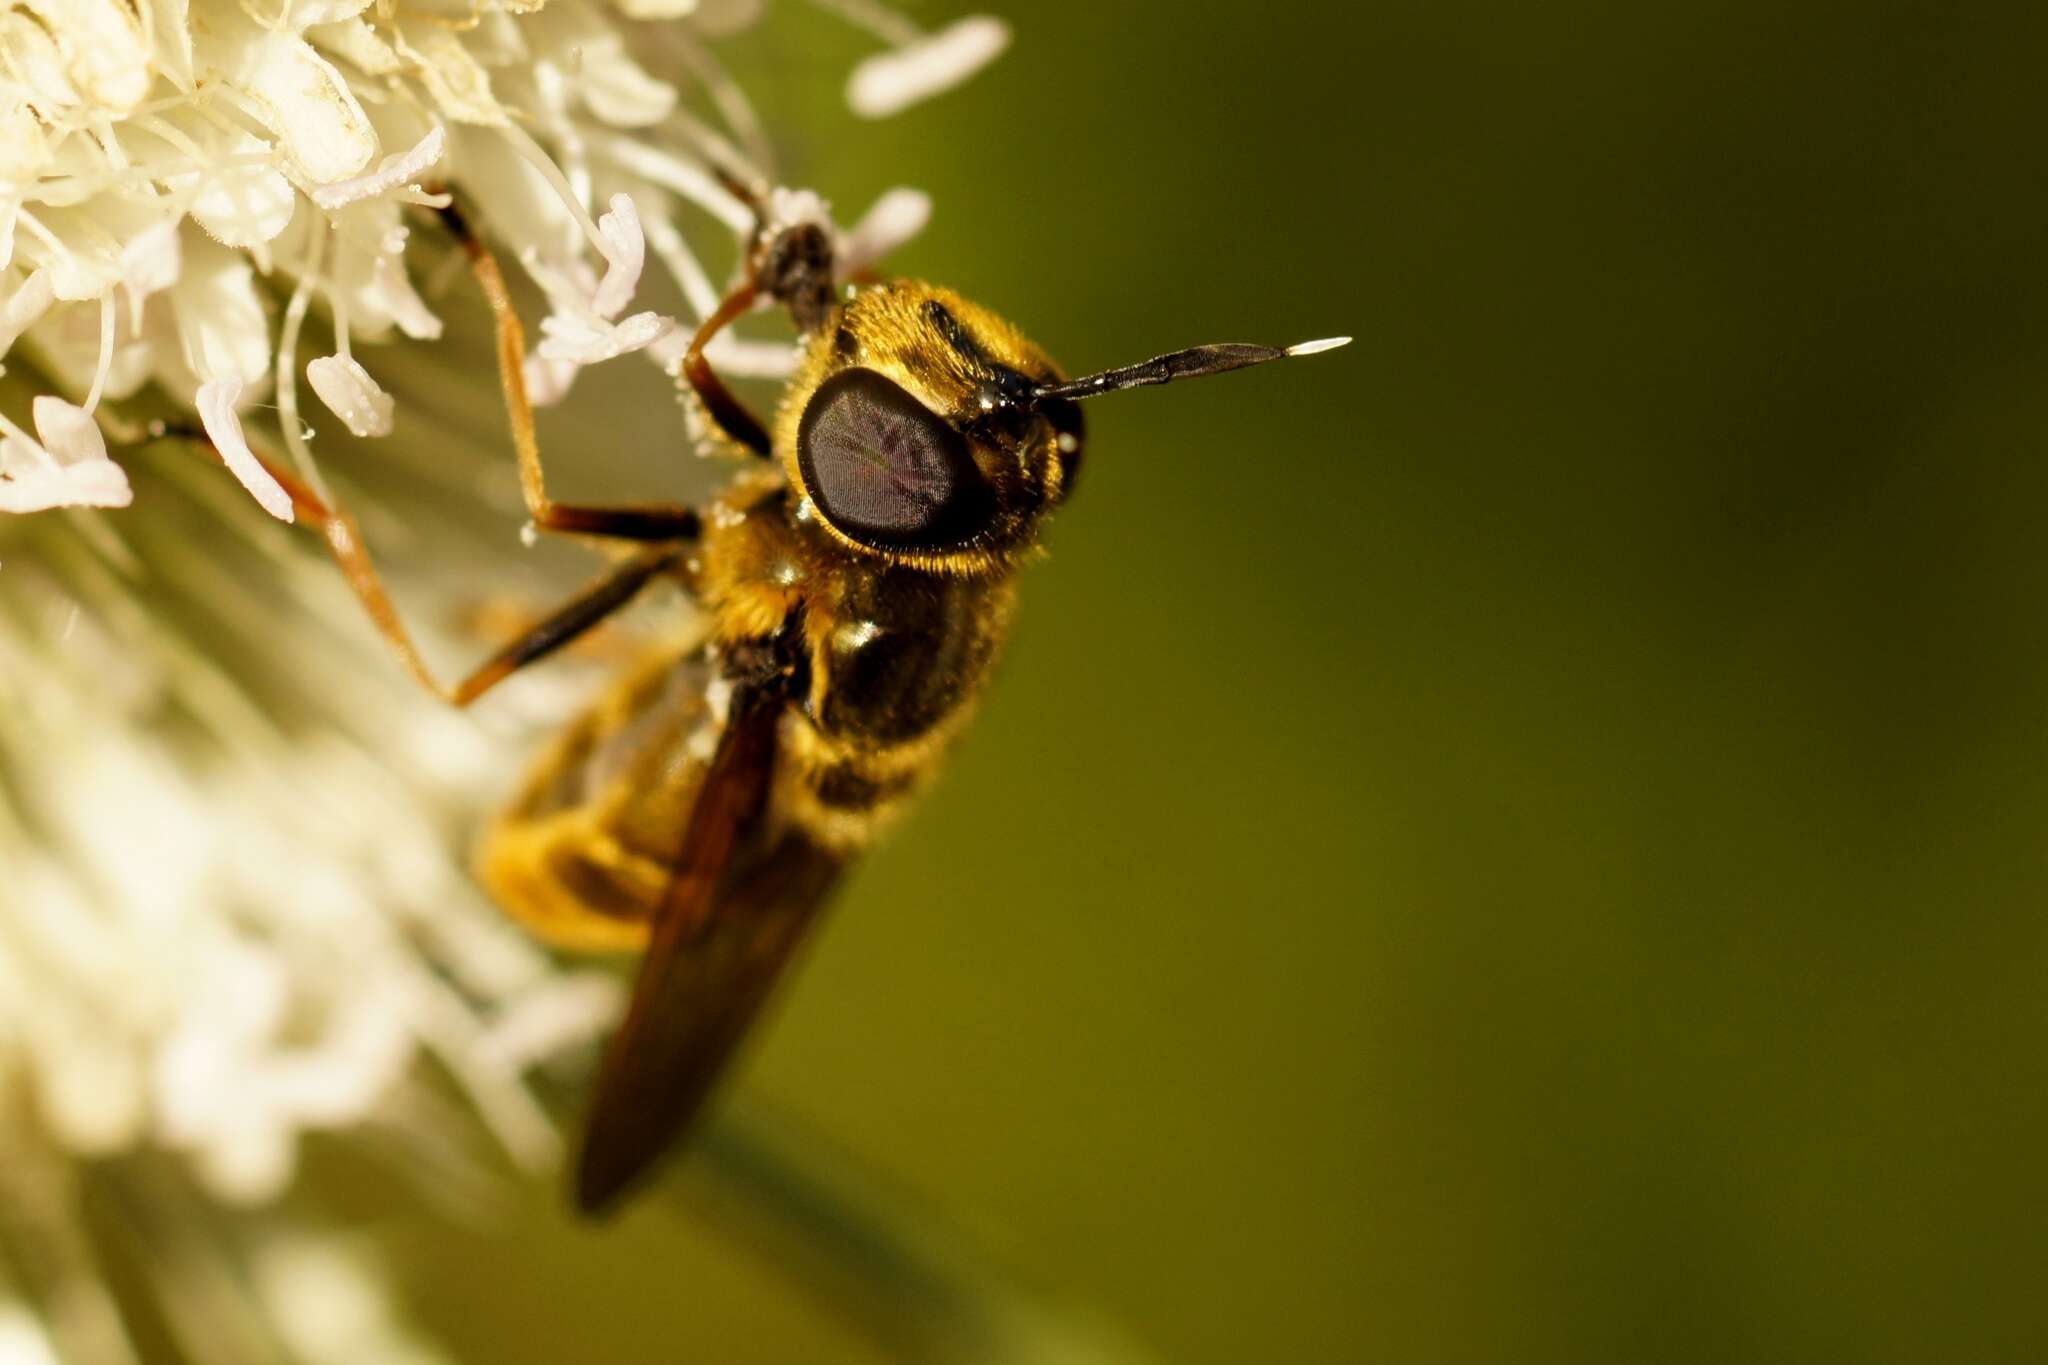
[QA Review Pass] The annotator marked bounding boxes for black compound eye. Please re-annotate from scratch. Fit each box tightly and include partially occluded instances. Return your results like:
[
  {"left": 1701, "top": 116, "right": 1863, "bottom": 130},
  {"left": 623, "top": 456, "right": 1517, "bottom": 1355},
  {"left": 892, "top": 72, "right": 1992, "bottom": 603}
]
[{"left": 798, "top": 369, "right": 994, "bottom": 549}]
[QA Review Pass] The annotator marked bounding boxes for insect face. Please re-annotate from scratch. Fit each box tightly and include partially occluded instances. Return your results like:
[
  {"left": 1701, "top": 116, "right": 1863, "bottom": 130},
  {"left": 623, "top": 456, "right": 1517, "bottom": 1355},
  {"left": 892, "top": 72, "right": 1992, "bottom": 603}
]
[{"left": 779, "top": 282, "right": 1079, "bottom": 573}]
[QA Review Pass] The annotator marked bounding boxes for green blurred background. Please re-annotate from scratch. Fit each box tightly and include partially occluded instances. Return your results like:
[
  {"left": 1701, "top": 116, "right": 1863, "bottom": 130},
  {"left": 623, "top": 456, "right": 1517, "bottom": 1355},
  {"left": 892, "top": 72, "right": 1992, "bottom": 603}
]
[{"left": 376, "top": 2, "right": 2048, "bottom": 1361}]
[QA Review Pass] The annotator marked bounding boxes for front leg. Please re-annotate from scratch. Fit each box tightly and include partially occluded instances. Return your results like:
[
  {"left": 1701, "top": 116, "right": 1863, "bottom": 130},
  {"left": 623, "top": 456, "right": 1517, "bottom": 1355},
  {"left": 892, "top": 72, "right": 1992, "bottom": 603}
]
[{"left": 681, "top": 189, "right": 844, "bottom": 459}]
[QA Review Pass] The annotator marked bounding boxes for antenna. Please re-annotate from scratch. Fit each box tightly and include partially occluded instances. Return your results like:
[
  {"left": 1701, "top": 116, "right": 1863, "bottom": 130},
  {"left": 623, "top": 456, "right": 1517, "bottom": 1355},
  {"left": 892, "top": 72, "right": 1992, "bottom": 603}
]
[{"left": 1032, "top": 336, "right": 1351, "bottom": 403}]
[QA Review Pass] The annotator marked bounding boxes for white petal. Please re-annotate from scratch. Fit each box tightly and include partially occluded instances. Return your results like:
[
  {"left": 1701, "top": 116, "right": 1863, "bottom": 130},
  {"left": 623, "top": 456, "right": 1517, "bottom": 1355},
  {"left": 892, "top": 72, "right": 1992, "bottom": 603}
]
[
  {"left": 590, "top": 193, "right": 645, "bottom": 319},
  {"left": 0, "top": 459, "right": 130, "bottom": 513},
  {"left": 118, "top": 219, "right": 182, "bottom": 305},
  {"left": 523, "top": 351, "right": 578, "bottom": 407},
  {"left": 170, "top": 236, "right": 270, "bottom": 386},
  {"left": 600, "top": 311, "right": 674, "bottom": 357},
  {"left": 0, "top": 410, "right": 130, "bottom": 513},
  {"left": 395, "top": 22, "right": 506, "bottom": 126},
  {"left": 0, "top": 269, "right": 55, "bottom": 357},
  {"left": 536, "top": 309, "right": 671, "bottom": 365},
  {"left": 56, "top": 0, "right": 151, "bottom": 117},
  {"left": 847, "top": 16, "right": 1011, "bottom": 119},
  {"left": 145, "top": 0, "right": 194, "bottom": 89},
  {"left": 521, "top": 250, "right": 601, "bottom": 315},
  {"left": 310, "top": 124, "right": 446, "bottom": 210},
  {"left": 0, "top": 14, "right": 81, "bottom": 115},
  {"left": 186, "top": 152, "right": 296, "bottom": 249},
  {"left": 366, "top": 253, "right": 442, "bottom": 340},
  {"left": 196, "top": 379, "right": 294, "bottom": 522},
  {"left": 31, "top": 395, "right": 108, "bottom": 465},
  {"left": 239, "top": 30, "right": 378, "bottom": 182},
  {"left": 305, "top": 354, "right": 395, "bottom": 437},
  {"left": 59, "top": 459, "right": 130, "bottom": 509},
  {"left": 306, "top": 17, "right": 401, "bottom": 77},
  {"left": 840, "top": 186, "right": 931, "bottom": 275},
  {"left": 22, "top": 211, "right": 120, "bottom": 300},
  {"left": 285, "top": 0, "right": 373, "bottom": 24}
]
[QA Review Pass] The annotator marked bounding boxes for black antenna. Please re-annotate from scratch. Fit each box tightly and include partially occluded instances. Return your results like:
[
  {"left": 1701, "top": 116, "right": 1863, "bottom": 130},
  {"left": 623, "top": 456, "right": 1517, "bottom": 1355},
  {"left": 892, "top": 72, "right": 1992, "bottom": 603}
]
[{"left": 1032, "top": 336, "right": 1350, "bottom": 403}]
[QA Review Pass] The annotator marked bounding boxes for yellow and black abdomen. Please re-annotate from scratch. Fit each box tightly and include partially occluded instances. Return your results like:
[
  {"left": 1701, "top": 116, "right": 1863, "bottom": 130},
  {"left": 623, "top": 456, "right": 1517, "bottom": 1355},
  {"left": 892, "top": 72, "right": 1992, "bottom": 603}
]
[{"left": 474, "top": 636, "right": 718, "bottom": 952}]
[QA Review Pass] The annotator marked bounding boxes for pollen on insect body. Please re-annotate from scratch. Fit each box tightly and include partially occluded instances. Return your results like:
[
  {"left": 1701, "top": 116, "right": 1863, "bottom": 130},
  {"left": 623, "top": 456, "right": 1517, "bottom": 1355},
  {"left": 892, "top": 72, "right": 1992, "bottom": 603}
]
[{"left": 836, "top": 619, "right": 883, "bottom": 652}]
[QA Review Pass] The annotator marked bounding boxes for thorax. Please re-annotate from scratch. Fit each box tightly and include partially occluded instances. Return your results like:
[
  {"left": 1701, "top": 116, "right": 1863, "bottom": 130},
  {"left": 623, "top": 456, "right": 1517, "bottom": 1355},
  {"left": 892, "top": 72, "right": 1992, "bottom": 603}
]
[{"left": 695, "top": 471, "right": 1017, "bottom": 753}]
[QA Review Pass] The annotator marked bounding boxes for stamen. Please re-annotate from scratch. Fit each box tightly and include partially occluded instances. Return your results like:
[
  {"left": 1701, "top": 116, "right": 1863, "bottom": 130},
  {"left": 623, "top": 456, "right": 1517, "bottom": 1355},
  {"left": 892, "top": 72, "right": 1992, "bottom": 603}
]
[
  {"left": 839, "top": 187, "right": 931, "bottom": 276},
  {"left": 810, "top": 0, "right": 924, "bottom": 46},
  {"left": 83, "top": 293, "right": 114, "bottom": 415},
  {"left": 499, "top": 122, "right": 610, "bottom": 264},
  {"left": 274, "top": 213, "right": 330, "bottom": 498},
  {"left": 843, "top": 14, "right": 1011, "bottom": 119},
  {"left": 91, "top": 121, "right": 129, "bottom": 174},
  {"left": 589, "top": 135, "right": 752, "bottom": 234},
  {"left": 647, "top": 27, "right": 776, "bottom": 177},
  {"left": 532, "top": 60, "right": 598, "bottom": 216},
  {"left": 14, "top": 211, "right": 84, "bottom": 282},
  {"left": 330, "top": 276, "right": 353, "bottom": 363}
]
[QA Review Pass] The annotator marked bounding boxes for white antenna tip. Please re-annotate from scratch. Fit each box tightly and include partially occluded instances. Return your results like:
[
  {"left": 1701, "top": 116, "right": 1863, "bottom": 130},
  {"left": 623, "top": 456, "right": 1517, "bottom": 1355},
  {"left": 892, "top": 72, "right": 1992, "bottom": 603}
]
[{"left": 1286, "top": 336, "right": 1352, "bottom": 357}]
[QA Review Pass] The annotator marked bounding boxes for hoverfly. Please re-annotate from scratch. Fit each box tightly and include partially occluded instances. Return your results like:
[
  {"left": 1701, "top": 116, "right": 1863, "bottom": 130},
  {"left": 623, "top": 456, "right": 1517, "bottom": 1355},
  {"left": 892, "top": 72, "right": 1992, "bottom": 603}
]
[{"left": 213, "top": 189, "right": 1344, "bottom": 1213}]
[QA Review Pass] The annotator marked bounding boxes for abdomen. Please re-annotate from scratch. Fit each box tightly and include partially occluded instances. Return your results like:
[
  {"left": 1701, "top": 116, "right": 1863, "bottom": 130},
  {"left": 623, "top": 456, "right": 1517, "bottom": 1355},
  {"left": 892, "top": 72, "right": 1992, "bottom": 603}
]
[{"left": 474, "top": 638, "right": 717, "bottom": 952}]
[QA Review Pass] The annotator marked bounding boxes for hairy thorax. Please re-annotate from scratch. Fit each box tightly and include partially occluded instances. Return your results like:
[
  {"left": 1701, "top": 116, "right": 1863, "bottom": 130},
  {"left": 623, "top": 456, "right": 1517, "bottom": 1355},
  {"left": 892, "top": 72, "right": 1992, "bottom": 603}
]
[
  {"left": 699, "top": 471, "right": 1017, "bottom": 850},
  {"left": 475, "top": 470, "right": 1018, "bottom": 950}
]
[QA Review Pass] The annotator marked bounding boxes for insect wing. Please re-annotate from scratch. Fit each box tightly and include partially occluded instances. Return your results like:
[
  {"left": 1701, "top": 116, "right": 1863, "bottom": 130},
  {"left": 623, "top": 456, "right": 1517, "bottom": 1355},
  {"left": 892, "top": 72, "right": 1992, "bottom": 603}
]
[{"left": 574, "top": 676, "right": 841, "bottom": 1213}]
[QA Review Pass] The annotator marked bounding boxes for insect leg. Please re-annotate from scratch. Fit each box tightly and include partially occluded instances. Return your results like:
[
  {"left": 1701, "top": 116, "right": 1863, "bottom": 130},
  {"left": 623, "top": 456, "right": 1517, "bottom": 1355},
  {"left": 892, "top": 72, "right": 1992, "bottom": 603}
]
[
  {"left": 679, "top": 166, "right": 830, "bottom": 459},
  {"left": 435, "top": 546, "right": 685, "bottom": 705},
  {"left": 160, "top": 428, "right": 683, "bottom": 706},
  {"left": 436, "top": 200, "right": 708, "bottom": 541},
  {"left": 680, "top": 281, "right": 774, "bottom": 458}
]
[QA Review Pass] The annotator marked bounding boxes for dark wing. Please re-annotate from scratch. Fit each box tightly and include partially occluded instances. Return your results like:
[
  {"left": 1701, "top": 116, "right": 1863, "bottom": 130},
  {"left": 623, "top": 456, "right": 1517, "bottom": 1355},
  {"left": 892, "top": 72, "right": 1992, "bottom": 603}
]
[{"left": 574, "top": 674, "right": 843, "bottom": 1214}]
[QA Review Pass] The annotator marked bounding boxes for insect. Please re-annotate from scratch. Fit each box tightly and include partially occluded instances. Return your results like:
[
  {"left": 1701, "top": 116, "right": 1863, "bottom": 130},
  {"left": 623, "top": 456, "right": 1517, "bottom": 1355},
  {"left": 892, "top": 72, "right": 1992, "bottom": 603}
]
[{"left": 202, "top": 189, "right": 1344, "bottom": 1213}]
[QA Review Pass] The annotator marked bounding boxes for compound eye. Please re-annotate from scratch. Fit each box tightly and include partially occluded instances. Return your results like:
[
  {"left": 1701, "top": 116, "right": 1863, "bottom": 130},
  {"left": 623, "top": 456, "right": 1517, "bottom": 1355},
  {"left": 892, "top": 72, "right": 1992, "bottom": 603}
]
[{"left": 797, "top": 369, "right": 994, "bottom": 549}]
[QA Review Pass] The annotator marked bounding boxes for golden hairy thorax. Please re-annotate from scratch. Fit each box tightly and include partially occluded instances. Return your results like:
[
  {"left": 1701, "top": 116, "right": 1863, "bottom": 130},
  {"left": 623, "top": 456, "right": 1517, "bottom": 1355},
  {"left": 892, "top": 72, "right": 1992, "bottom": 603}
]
[
  {"left": 473, "top": 481, "right": 1015, "bottom": 948},
  {"left": 474, "top": 280, "right": 1071, "bottom": 951}
]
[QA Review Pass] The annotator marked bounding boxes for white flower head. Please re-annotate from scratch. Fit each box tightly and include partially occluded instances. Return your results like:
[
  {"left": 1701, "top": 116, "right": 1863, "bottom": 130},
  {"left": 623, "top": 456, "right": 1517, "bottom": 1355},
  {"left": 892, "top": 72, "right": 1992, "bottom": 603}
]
[{"left": 0, "top": 0, "right": 1008, "bottom": 1353}]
